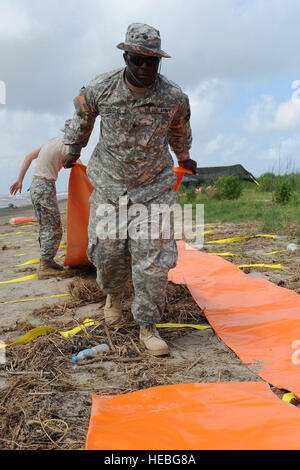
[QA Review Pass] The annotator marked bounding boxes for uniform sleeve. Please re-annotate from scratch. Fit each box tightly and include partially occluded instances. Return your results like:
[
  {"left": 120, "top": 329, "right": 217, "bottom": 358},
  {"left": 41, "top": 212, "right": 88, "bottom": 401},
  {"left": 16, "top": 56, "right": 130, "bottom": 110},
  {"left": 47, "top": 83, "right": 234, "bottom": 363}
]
[
  {"left": 168, "top": 93, "right": 192, "bottom": 162},
  {"left": 62, "top": 85, "right": 98, "bottom": 155}
]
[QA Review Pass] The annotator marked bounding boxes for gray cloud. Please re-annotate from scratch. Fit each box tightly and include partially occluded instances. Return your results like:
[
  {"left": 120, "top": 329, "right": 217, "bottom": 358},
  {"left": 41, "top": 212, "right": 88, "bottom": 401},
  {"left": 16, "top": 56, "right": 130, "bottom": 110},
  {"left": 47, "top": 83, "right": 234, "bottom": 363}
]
[{"left": 2, "top": 0, "right": 300, "bottom": 114}]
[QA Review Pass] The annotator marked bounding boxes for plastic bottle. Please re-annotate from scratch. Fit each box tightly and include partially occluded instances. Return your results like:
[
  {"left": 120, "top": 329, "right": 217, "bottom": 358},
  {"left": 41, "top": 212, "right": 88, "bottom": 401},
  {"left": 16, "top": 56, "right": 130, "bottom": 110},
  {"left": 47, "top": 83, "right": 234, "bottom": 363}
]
[
  {"left": 287, "top": 243, "right": 298, "bottom": 252},
  {"left": 72, "top": 343, "right": 109, "bottom": 363}
]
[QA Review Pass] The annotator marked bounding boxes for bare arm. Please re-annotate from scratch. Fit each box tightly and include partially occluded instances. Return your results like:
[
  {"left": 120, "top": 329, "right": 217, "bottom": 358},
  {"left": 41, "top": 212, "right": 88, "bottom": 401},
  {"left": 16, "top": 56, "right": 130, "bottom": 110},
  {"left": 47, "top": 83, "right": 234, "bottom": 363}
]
[{"left": 9, "top": 146, "right": 42, "bottom": 195}]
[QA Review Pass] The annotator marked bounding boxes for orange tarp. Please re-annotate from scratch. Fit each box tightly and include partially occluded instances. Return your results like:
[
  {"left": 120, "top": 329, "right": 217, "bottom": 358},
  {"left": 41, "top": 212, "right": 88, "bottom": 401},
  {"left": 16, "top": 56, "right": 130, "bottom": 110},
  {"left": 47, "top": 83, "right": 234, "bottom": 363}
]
[
  {"left": 86, "top": 382, "right": 300, "bottom": 450},
  {"left": 64, "top": 163, "right": 93, "bottom": 266},
  {"left": 169, "top": 241, "right": 300, "bottom": 398}
]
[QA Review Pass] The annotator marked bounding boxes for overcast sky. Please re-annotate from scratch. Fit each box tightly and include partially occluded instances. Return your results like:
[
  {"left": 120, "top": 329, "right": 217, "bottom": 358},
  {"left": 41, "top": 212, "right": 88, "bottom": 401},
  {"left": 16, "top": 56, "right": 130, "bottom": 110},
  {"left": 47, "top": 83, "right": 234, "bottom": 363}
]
[{"left": 1, "top": 0, "right": 300, "bottom": 195}]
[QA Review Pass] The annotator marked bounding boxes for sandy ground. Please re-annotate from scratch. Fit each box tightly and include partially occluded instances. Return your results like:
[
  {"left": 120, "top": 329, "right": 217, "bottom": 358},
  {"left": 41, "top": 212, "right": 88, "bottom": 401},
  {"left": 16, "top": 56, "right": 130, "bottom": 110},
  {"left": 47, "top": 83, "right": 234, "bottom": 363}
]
[
  {"left": 0, "top": 200, "right": 73, "bottom": 326},
  {"left": 0, "top": 201, "right": 299, "bottom": 449}
]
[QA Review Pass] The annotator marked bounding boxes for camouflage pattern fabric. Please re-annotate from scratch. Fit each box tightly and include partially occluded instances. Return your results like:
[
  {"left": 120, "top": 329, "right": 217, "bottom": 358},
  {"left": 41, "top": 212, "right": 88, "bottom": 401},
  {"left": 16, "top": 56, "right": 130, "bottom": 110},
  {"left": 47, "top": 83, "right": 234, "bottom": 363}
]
[
  {"left": 30, "top": 179, "right": 62, "bottom": 260},
  {"left": 63, "top": 65, "right": 192, "bottom": 325},
  {"left": 63, "top": 68, "right": 192, "bottom": 204},
  {"left": 87, "top": 188, "right": 178, "bottom": 325},
  {"left": 116, "top": 22, "right": 171, "bottom": 58}
]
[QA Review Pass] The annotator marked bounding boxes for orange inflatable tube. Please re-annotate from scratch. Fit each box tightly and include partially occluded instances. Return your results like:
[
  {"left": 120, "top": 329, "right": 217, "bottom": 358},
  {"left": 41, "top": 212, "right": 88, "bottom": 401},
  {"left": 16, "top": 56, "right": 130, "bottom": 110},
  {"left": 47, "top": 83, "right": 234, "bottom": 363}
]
[{"left": 9, "top": 217, "right": 35, "bottom": 225}]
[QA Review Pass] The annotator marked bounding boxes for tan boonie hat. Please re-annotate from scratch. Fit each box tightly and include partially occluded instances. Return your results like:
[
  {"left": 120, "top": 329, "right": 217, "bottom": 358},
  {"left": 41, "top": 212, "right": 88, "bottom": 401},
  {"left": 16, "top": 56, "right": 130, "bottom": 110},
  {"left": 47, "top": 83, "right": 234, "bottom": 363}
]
[{"left": 117, "top": 23, "right": 171, "bottom": 58}]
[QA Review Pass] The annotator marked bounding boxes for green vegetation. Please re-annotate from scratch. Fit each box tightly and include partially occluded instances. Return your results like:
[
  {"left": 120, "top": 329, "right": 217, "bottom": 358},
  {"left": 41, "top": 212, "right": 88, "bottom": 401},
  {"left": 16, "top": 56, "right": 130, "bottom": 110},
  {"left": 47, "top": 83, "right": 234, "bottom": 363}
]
[
  {"left": 177, "top": 172, "right": 300, "bottom": 240},
  {"left": 273, "top": 178, "right": 292, "bottom": 205},
  {"left": 214, "top": 175, "right": 243, "bottom": 200}
]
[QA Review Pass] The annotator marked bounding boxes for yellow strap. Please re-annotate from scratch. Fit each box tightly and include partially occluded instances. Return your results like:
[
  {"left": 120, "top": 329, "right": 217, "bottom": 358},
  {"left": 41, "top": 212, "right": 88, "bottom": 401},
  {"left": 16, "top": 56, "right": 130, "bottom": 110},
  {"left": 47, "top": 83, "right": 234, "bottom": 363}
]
[
  {"left": 15, "top": 251, "right": 40, "bottom": 257},
  {"left": 265, "top": 250, "right": 287, "bottom": 255},
  {"left": 0, "top": 274, "right": 38, "bottom": 284},
  {"left": 238, "top": 263, "right": 287, "bottom": 269},
  {"left": 156, "top": 323, "right": 211, "bottom": 331},
  {"left": 256, "top": 234, "right": 277, "bottom": 238},
  {"left": 207, "top": 234, "right": 277, "bottom": 244},
  {"left": 0, "top": 319, "right": 211, "bottom": 349},
  {"left": 282, "top": 392, "right": 299, "bottom": 403},
  {"left": 175, "top": 230, "right": 216, "bottom": 236},
  {"left": 16, "top": 222, "right": 37, "bottom": 227},
  {"left": 0, "top": 267, "right": 74, "bottom": 284},
  {"left": 14, "top": 255, "right": 64, "bottom": 266},
  {"left": 15, "top": 258, "right": 40, "bottom": 267},
  {"left": 0, "top": 293, "right": 70, "bottom": 305},
  {"left": 249, "top": 175, "right": 260, "bottom": 187},
  {"left": 15, "top": 231, "right": 36, "bottom": 235},
  {"left": 207, "top": 236, "right": 251, "bottom": 244},
  {"left": 209, "top": 252, "right": 238, "bottom": 257}
]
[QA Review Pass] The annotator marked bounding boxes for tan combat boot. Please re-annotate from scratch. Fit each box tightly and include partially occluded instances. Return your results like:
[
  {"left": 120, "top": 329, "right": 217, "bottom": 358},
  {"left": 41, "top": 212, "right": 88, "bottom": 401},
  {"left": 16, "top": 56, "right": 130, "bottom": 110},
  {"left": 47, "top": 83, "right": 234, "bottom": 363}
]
[
  {"left": 37, "top": 259, "right": 65, "bottom": 280},
  {"left": 139, "top": 324, "right": 169, "bottom": 356},
  {"left": 104, "top": 293, "right": 123, "bottom": 326}
]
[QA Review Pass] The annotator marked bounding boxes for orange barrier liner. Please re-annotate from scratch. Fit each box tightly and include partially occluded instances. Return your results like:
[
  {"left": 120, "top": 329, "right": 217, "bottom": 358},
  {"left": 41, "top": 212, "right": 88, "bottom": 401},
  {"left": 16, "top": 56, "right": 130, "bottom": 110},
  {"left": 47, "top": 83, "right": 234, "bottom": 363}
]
[
  {"left": 9, "top": 217, "right": 35, "bottom": 225},
  {"left": 66, "top": 164, "right": 300, "bottom": 398},
  {"left": 169, "top": 241, "right": 300, "bottom": 398},
  {"left": 64, "top": 163, "right": 94, "bottom": 266},
  {"left": 86, "top": 382, "right": 300, "bottom": 450}
]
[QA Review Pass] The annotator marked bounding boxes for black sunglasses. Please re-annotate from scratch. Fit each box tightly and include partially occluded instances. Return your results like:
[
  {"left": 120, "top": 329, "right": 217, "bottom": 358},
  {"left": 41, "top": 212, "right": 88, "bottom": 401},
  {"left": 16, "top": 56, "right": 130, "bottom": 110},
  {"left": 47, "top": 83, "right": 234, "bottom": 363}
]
[{"left": 127, "top": 54, "right": 160, "bottom": 67}]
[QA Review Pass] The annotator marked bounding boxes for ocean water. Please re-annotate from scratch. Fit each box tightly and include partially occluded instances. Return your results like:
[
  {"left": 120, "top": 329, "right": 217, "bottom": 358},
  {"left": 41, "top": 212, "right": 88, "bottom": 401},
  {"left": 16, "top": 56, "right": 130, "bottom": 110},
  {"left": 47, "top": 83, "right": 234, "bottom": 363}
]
[{"left": 0, "top": 192, "right": 68, "bottom": 210}]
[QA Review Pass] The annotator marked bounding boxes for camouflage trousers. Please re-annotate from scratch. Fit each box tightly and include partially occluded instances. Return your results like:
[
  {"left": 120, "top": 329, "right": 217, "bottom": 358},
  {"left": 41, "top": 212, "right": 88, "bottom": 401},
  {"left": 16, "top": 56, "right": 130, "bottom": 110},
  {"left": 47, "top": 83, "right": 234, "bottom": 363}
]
[
  {"left": 87, "top": 188, "right": 178, "bottom": 325},
  {"left": 30, "top": 179, "right": 62, "bottom": 260}
]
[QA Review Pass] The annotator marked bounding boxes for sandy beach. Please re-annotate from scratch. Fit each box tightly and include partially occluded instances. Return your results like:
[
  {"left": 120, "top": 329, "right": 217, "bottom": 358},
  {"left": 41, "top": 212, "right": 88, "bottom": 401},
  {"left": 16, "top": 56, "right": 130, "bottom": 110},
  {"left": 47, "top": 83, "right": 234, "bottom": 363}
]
[
  {"left": 1, "top": 200, "right": 70, "bottom": 328},
  {"left": 1, "top": 197, "right": 299, "bottom": 356}
]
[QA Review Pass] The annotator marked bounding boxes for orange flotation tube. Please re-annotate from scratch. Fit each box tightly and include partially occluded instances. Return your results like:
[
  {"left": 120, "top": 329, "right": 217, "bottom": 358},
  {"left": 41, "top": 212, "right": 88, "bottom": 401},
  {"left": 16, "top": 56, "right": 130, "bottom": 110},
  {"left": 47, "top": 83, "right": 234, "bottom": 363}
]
[{"left": 9, "top": 217, "right": 35, "bottom": 225}]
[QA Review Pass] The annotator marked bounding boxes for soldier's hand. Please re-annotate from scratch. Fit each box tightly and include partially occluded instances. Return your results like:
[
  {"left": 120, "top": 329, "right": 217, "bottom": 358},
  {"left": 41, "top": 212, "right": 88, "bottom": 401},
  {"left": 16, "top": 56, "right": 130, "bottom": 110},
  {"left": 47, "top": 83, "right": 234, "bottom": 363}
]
[
  {"left": 62, "top": 154, "right": 80, "bottom": 169},
  {"left": 179, "top": 158, "right": 197, "bottom": 175}
]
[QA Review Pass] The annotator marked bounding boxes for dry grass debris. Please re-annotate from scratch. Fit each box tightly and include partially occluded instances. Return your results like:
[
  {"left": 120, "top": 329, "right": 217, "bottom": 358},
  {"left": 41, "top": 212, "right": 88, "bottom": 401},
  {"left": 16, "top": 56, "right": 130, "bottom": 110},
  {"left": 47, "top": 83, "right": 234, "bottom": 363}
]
[{"left": 0, "top": 280, "right": 211, "bottom": 450}]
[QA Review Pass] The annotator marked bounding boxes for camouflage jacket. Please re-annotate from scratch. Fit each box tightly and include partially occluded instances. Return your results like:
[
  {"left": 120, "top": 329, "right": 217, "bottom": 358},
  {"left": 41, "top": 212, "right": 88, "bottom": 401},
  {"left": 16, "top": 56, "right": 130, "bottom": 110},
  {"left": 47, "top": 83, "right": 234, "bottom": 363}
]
[{"left": 63, "top": 68, "right": 192, "bottom": 203}]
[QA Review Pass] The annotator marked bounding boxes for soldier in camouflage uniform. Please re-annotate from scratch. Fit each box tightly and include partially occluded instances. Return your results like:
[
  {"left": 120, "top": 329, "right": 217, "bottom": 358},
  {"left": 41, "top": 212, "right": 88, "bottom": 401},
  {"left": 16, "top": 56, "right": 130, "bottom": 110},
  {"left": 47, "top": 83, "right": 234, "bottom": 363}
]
[
  {"left": 10, "top": 136, "right": 68, "bottom": 279},
  {"left": 62, "top": 23, "right": 196, "bottom": 356},
  {"left": 30, "top": 179, "right": 63, "bottom": 273}
]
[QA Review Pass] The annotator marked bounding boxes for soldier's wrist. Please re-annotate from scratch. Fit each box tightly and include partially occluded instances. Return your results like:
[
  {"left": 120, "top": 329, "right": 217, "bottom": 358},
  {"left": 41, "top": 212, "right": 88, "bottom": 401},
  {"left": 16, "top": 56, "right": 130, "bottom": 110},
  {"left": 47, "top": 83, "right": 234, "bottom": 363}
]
[
  {"left": 69, "top": 153, "right": 80, "bottom": 160},
  {"left": 176, "top": 152, "right": 190, "bottom": 162},
  {"left": 68, "top": 143, "right": 82, "bottom": 156}
]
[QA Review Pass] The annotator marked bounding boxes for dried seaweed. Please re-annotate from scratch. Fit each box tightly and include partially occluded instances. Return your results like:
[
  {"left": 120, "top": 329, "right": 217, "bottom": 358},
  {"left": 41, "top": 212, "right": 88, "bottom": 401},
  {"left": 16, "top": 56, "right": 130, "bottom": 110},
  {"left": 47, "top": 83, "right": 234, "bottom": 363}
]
[{"left": 0, "top": 280, "right": 210, "bottom": 450}]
